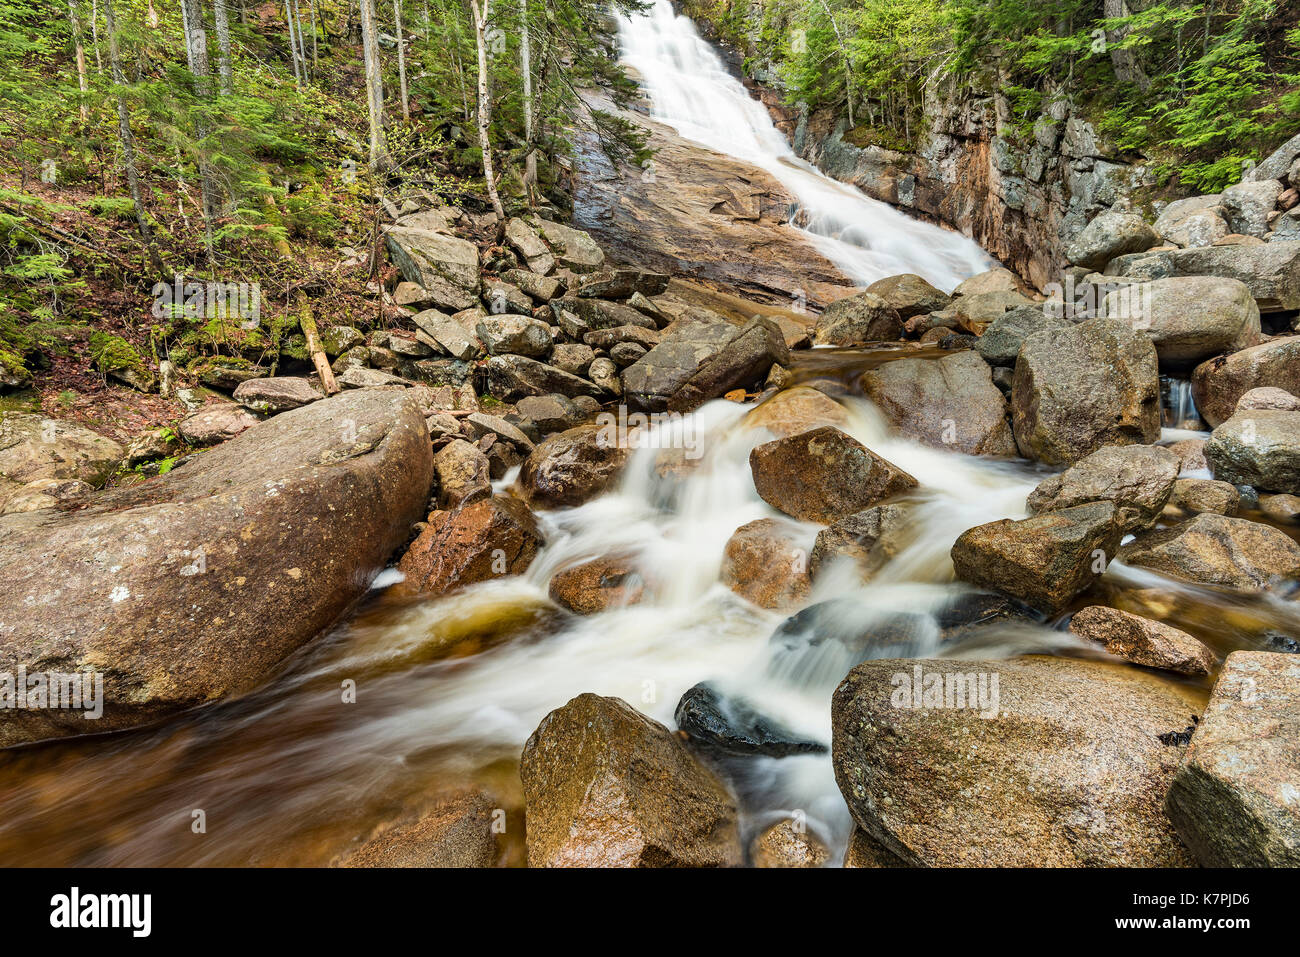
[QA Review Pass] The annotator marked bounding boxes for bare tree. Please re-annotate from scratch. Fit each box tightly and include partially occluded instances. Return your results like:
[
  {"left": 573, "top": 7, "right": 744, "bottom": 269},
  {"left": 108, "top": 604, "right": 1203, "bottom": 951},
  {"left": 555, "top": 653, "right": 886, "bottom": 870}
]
[
  {"left": 284, "top": 0, "right": 303, "bottom": 85},
  {"left": 520, "top": 0, "right": 535, "bottom": 198},
  {"left": 180, "top": 0, "right": 220, "bottom": 251},
  {"left": 69, "top": 0, "right": 91, "bottom": 121},
  {"left": 470, "top": 0, "right": 504, "bottom": 220},
  {"left": 101, "top": 0, "right": 151, "bottom": 241},
  {"left": 1103, "top": 0, "right": 1151, "bottom": 90},
  {"left": 359, "top": 0, "right": 391, "bottom": 169},
  {"left": 394, "top": 0, "right": 410, "bottom": 121}
]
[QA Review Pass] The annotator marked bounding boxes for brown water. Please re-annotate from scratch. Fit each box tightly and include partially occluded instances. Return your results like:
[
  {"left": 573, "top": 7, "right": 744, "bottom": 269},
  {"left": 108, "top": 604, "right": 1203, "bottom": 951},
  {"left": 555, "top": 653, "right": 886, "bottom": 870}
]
[{"left": 1, "top": 358, "right": 1295, "bottom": 867}]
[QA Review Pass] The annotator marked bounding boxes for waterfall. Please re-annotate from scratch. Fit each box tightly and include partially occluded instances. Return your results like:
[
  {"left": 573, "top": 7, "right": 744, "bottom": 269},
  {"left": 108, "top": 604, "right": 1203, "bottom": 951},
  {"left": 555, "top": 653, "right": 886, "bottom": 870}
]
[{"left": 615, "top": 0, "right": 994, "bottom": 292}]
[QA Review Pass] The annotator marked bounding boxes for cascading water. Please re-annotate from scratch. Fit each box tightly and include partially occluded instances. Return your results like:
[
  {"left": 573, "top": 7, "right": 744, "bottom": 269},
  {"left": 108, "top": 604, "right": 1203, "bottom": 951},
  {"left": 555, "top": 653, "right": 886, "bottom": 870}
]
[{"left": 615, "top": 0, "right": 994, "bottom": 292}]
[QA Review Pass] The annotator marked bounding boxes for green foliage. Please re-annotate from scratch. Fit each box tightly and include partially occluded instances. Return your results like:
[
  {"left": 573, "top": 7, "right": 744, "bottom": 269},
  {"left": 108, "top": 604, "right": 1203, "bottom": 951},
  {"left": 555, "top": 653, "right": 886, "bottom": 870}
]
[{"left": 88, "top": 330, "right": 142, "bottom": 373}]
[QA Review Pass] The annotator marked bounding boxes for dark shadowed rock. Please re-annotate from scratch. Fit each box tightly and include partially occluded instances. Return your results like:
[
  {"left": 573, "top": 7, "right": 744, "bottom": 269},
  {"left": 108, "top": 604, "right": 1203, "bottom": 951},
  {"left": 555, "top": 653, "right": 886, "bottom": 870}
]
[
  {"left": 1069, "top": 606, "right": 1217, "bottom": 675},
  {"left": 1026, "top": 444, "right": 1180, "bottom": 532},
  {"left": 666, "top": 317, "right": 788, "bottom": 412},
  {"left": 768, "top": 601, "right": 936, "bottom": 686},
  {"left": 749, "top": 426, "right": 917, "bottom": 524},
  {"left": 950, "top": 502, "right": 1122, "bottom": 613},
  {"left": 1012, "top": 318, "right": 1161, "bottom": 465},
  {"left": 232, "top": 376, "right": 321, "bottom": 414},
  {"left": 674, "top": 682, "right": 826, "bottom": 757},
  {"left": 0, "top": 391, "right": 433, "bottom": 748},
  {"left": 521, "top": 693, "right": 742, "bottom": 867},
  {"left": 576, "top": 268, "right": 669, "bottom": 299},
  {"left": 860, "top": 351, "right": 1017, "bottom": 456},
  {"left": 832, "top": 656, "right": 1199, "bottom": 866},
  {"left": 1119, "top": 513, "right": 1300, "bottom": 593},
  {"left": 1165, "top": 651, "right": 1300, "bottom": 866}
]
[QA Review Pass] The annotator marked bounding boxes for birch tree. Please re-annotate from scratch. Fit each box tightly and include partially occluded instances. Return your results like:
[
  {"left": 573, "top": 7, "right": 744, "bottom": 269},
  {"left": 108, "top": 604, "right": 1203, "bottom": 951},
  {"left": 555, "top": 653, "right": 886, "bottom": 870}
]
[
  {"left": 214, "top": 0, "right": 233, "bottom": 94},
  {"left": 69, "top": 0, "right": 90, "bottom": 120},
  {"left": 394, "top": 0, "right": 410, "bottom": 121},
  {"left": 519, "top": 0, "right": 535, "bottom": 196},
  {"left": 470, "top": 0, "right": 504, "bottom": 220}
]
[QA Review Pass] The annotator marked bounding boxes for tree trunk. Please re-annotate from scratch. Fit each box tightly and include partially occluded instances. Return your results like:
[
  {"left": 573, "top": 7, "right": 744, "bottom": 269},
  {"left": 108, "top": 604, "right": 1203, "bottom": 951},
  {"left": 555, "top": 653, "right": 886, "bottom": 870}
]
[
  {"left": 284, "top": 0, "right": 303, "bottom": 85},
  {"left": 102, "top": 0, "right": 152, "bottom": 242},
  {"left": 293, "top": 0, "right": 309, "bottom": 81},
  {"left": 520, "top": 0, "right": 535, "bottom": 198},
  {"left": 214, "top": 0, "right": 233, "bottom": 94},
  {"left": 394, "top": 0, "right": 410, "bottom": 121},
  {"left": 309, "top": 0, "right": 319, "bottom": 67},
  {"left": 470, "top": 0, "right": 504, "bottom": 220},
  {"left": 296, "top": 291, "right": 339, "bottom": 394},
  {"left": 90, "top": 0, "right": 104, "bottom": 71},
  {"left": 69, "top": 0, "right": 91, "bottom": 121},
  {"left": 359, "top": 0, "right": 391, "bottom": 169}
]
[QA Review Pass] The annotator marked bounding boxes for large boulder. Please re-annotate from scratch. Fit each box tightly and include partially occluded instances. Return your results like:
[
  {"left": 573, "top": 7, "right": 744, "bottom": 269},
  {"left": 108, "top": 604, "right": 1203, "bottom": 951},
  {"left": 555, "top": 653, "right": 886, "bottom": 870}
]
[
  {"left": 518, "top": 423, "right": 630, "bottom": 509},
  {"left": 976, "top": 304, "right": 1069, "bottom": 367},
  {"left": 720, "top": 518, "right": 812, "bottom": 610},
  {"left": 1026, "top": 444, "right": 1180, "bottom": 532},
  {"left": 1192, "top": 336, "right": 1300, "bottom": 427},
  {"left": 864, "top": 273, "right": 952, "bottom": 319},
  {"left": 1104, "top": 276, "right": 1261, "bottom": 368},
  {"left": 1165, "top": 651, "right": 1300, "bottom": 866},
  {"left": 576, "top": 268, "right": 669, "bottom": 299},
  {"left": 950, "top": 502, "right": 1122, "bottom": 613},
  {"left": 178, "top": 403, "right": 263, "bottom": 446},
  {"left": 1220, "top": 179, "right": 1284, "bottom": 238},
  {"left": 0, "top": 390, "right": 432, "bottom": 748},
  {"left": 622, "top": 317, "right": 787, "bottom": 412},
  {"left": 1011, "top": 318, "right": 1161, "bottom": 465},
  {"left": 520, "top": 693, "right": 742, "bottom": 867},
  {"left": 860, "top": 351, "right": 1017, "bottom": 456},
  {"left": 1105, "top": 241, "right": 1300, "bottom": 313},
  {"left": 1068, "top": 606, "right": 1217, "bottom": 676},
  {"left": 749, "top": 426, "right": 917, "bottom": 524},
  {"left": 485, "top": 355, "right": 603, "bottom": 402},
  {"left": 741, "top": 386, "right": 849, "bottom": 439},
  {"left": 831, "top": 656, "right": 1200, "bottom": 866},
  {"left": 1247, "top": 132, "right": 1300, "bottom": 183},
  {"left": 1119, "top": 513, "right": 1300, "bottom": 593},
  {"left": 1205, "top": 410, "right": 1300, "bottom": 494},
  {"left": 504, "top": 217, "right": 555, "bottom": 275},
  {"left": 811, "top": 292, "right": 902, "bottom": 346},
  {"left": 537, "top": 220, "right": 605, "bottom": 272},
  {"left": 475, "top": 315, "right": 552, "bottom": 358},
  {"left": 232, "top": 376, "right": 322, "bottom": 414},
  {"left": 0, "top": 413, "right": 123, "bottom": 507},
  {"left": 385, "top": 225, "right": 480, "bottom": 312},
  {"left": 394, "top": 495, "right": 543, "bottom": 597},
  {"left": 1065, "top": 209, "right": 1160, "bottom": 269}
]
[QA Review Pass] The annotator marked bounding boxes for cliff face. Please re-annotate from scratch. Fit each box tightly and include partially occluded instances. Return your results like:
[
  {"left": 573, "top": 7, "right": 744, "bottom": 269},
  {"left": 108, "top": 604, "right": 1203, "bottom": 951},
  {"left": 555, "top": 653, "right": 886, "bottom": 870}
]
[
  {"left": 687, "top": 9, "right": 1156, "bottom": 292},
  {"left": 784, "top": 80, "right": 1152, "bottom": 291}
]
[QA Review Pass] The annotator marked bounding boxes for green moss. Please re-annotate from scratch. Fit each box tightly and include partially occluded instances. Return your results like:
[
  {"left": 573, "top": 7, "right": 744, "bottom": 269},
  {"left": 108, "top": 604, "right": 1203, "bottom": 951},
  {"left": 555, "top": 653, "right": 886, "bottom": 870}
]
[{"left": 88, "top": 331, "right": 143, "bottom": 374}]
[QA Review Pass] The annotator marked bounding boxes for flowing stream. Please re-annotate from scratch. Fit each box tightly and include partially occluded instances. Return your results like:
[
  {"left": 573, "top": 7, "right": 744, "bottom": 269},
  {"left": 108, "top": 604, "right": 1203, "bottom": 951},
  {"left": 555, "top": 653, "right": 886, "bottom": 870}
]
[
  {"left": 616, "top": 0, "right": 993, "bottom": 292},
  {"left": 0, "top": 7, "right": 1294, "bottom": 869}
]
